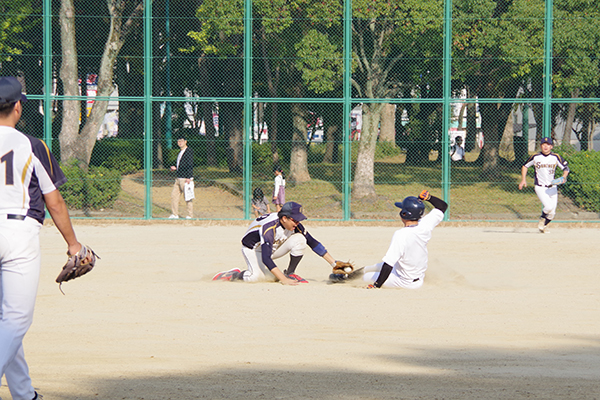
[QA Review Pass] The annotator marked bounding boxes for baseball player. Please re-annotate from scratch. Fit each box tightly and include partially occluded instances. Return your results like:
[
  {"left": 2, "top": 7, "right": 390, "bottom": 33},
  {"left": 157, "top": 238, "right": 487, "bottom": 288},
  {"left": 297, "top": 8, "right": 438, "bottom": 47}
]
[
  {"left": 518, "top": 137, "right": 569, "bottom": 233},
  {"left": 362, "top": 190, "right": 447, "bottom": 289},
  {"left": 213, "top": 201, "right": 338, "bottom": 285},
  {"left": 0, "top": 76, "right": 88, "bottom": 400}
]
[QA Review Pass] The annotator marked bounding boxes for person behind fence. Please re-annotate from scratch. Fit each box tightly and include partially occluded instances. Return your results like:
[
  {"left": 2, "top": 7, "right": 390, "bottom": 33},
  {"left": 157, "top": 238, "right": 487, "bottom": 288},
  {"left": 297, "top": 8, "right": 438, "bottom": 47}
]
[
  {"left": 169, "top": 134, "right": 194, "bottom": 219},
  {"left": 450, "top": 136, "right": 465, "bottom": 162},
  {"left": 518, "top": 136, "right": 569, "bottom": 233},
  {"left": 1, "top": 76, "right": 92, "bottom": 400},
  {"left": 251, "top": 187, "right": 271, "bottom": 218},
  {"left": 272, "top": 165, "right": 286, "bottom": 212},
  {"left": 212, "top": 201, "right": 340, "bottom": 285},
  {"left": 361, "top": 190, "right": 447, "bottom": 289}
]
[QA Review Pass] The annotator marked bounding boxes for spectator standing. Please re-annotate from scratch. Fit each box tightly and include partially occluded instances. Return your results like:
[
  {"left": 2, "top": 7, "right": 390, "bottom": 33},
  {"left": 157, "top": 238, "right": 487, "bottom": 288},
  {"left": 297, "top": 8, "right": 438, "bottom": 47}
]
[{"left": 169, "top": 134, "right": 194, "bottom": 219}]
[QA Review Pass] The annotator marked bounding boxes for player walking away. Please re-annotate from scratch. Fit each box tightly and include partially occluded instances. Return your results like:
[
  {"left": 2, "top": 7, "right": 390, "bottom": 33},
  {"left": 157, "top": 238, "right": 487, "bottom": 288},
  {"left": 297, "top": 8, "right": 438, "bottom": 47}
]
[
  {"left": 0, "top": 76, "right": 90, "bottom": 400},
  {"left": 360, "top": 190, "right": 447, "bottom": 289},
  {"left": 518, "top": 137, "right": 569, "bottom": 233},
  {"left": 213, "top": 201, "right": 339, "bottom": 285}
]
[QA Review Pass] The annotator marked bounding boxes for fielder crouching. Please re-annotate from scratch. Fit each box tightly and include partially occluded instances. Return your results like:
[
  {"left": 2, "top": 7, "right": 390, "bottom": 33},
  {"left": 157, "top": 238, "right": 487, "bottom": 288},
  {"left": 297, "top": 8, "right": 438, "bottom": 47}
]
[
  {"left": 362, "top": 190, "right": 447, "bottom": 289},
  {"left": 212, "top": 201, "right": 338, "bottom": 285}
]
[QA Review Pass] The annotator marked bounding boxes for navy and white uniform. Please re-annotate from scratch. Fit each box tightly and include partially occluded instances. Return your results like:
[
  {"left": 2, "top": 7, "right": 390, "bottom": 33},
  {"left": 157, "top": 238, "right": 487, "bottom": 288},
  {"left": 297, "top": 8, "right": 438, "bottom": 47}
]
[
  {"left": 1, "top": 127, "right": 66, "bottom": 400},
  {"left": 363, "top": 207, "right": 445, "bottom": 289},
  {"left": 522, "top": 152, "right": 569, "bottom": 220},
  {"left": 240, "top": 212, "right": 327, "bottom": 282}
]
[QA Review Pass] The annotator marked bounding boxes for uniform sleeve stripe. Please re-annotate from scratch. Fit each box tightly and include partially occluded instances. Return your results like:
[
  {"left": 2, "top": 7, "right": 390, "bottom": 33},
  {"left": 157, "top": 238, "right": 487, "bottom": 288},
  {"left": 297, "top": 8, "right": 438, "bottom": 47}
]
[
  {"left": 40, "top": 140, "right": 54, "bottom": 177},
  {"left": 21, "top": 154, "right": 32, "bottom": 207}
]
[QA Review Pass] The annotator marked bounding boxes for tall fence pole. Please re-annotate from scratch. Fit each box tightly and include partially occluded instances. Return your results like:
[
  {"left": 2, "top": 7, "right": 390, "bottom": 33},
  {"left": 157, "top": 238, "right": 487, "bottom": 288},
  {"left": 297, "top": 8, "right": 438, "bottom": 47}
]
[
  {"left": 342, "top": 0, "right": 352, "bottom": 221},
  {"left": 543, "top": 0, "right": 553, "bottom": 139},
  {"left": 441, "top": 0, "right": 452, "bottom": 220},
  {"left": 243, "top": 0, "right": 253, "bottom": 219},
  {"left": 144, "top": 0, "right": 153, "bottom": 219},
  {"left": 43, "top": 0, "right": 52, "bottom": 149}
]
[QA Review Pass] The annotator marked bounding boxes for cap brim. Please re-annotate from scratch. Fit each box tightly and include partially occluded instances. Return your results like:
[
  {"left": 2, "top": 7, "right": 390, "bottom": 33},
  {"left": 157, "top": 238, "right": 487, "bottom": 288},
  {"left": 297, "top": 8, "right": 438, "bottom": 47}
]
[
  {"left": 21, "top": 94, "right": 27, "bottom": 103},
  {"left": 394, "top": 201, "right": 404, "bottom": 209},
  {"left": 293, "top": 213, "right": 307, "bottom": 222}
]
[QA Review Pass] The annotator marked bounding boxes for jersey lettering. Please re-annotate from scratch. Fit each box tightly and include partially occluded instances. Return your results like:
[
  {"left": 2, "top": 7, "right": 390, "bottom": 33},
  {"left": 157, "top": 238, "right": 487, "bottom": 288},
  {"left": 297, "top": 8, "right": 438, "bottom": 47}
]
[{"left": 1, "top": 150, "right": 14, "bottom": 185}]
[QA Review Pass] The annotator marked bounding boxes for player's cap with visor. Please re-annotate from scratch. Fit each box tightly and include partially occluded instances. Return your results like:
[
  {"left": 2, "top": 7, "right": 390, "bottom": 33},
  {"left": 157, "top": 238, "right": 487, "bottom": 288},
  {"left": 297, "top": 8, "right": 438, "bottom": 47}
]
[
  {"left": 0, "top": 76, "right": 28, "bottom": 104},
  {"left": 279, "top": 201, "right": 306, "bottom": 222},
  {"left": 540, "top": 137, "right": 553, "bottom": 145},
  {"left": 395, "top": 196, "right": 425, "bottom": 221}
]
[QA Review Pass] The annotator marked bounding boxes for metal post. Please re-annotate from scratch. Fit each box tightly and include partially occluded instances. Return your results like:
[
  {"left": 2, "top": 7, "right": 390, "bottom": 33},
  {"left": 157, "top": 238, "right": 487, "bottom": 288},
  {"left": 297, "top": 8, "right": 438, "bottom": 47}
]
[
  {"left": 165, "top": 0, "right": 172, "bottom": 149},
  {"left": 144, "top": 0, "right": 153, "bottom": 219},
  {"left": 441, "top": 0, "right": 452, "bottom": 220},
  {"left": 243, "top": 0, "right": 253, "bottom": 219},
  {"left": 43, "top": 0, "right": 52, "bottom": 149},
  {"left": 342, "top": 0, "right": 352, "bottom": 221},
  {"left": 543, "top": 0, "right": 553, "bottom": 139}
]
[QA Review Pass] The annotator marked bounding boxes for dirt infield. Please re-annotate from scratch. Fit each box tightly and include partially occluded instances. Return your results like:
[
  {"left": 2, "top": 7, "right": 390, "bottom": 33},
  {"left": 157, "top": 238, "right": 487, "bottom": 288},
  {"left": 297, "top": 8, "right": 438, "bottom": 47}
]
[{"left": 2, "top": 221, "right": 598, "bottom": 399}]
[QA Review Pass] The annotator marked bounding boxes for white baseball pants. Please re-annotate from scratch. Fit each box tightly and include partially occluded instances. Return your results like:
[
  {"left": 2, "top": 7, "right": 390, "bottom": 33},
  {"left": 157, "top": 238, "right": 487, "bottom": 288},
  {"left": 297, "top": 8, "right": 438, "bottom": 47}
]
[
  {"left": 241, "top": 233, "right": 307, "bottom": 282},
  {"left": 0, "top": 217, "right": 42, "bottom": 400},
  {"left": 535, "top": 185, "right": 558, "bottom": 219},
  {"left": 362, "top": 262, "right": 424, "bottom": 289}
]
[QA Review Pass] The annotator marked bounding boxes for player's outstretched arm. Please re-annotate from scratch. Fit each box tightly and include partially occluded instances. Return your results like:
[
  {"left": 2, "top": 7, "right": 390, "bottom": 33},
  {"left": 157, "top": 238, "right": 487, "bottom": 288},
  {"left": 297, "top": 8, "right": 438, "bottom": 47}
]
[
  {"left": 44, "top": 189, "right": 82, "bottom": 256},
  {"left": 418, "top": 190, "right": 448, "bottom": 213},
  {"left": 366, "top": 262, "right": 393, "bottom": 289},
  {"left": 518, "top": 166, "right": 528, "bottom": 190}
]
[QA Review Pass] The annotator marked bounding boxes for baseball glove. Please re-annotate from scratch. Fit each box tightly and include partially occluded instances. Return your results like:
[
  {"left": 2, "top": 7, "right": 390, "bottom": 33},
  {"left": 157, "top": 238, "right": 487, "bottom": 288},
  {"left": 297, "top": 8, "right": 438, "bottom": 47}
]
[
  {"left": 56, "top": 244, "right": 99, "bottom": 294},
  {"left": 551, "top": 176, "right": 566, "bottom": 185},
  {"left": 332, "top": 260, "right": 354, "bottom": 275}
]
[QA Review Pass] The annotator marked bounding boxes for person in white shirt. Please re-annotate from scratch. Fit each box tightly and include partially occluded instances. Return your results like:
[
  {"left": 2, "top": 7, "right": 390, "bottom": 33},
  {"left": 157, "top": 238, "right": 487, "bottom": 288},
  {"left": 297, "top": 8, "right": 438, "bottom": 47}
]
[{"left": 362, "top": 190, "right": 447, "bottom": 289}]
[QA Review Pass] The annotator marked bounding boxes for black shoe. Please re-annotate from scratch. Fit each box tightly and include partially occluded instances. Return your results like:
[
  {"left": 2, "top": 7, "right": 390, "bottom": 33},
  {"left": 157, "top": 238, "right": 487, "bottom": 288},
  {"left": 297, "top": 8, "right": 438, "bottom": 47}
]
[{"left": 329, "top": 273, "right": 348, "bottom": 283}]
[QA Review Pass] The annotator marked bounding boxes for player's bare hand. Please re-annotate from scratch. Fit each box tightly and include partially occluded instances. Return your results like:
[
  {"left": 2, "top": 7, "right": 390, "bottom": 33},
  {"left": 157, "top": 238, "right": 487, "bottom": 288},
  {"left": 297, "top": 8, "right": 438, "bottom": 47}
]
[
  {"left": 280, "top": 277, "right": 299, "bottom": 286},
  {"left": 518, "top": 180, "right": 527, "bottom": 190},
  {"left": 170, "top": 166, "right": 176, "bottom": 171},
  {"left": 67, "top": 242, "right": 83, "bottom": 258}
]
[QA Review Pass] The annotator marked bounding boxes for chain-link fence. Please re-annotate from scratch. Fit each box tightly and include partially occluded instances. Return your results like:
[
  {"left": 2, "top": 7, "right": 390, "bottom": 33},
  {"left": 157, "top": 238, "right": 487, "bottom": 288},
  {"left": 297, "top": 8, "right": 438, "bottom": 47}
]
[{"left": 2, "top": 0, "right": 599, "bottom": 221}]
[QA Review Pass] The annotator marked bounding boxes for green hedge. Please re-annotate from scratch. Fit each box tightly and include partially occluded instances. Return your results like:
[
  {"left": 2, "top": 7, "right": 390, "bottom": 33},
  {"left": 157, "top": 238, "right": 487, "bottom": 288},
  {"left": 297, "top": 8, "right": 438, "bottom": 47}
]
[
  {"left": 59, "top": 161, "right": 122, "bottom": 210},
  {"left": 561, "top": 150, "right": 600, "bottom": 213}
]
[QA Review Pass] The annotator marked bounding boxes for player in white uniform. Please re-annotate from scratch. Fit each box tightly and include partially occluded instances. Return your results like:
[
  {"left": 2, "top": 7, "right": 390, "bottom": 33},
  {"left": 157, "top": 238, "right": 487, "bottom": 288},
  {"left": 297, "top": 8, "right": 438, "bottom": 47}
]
[
  {"left": 362, "top": 190, "right": 447, "bottom": 289},
  {"left": 213, "top": 202, "right": 338, "bottom": 285},
  {"left": 519, "top": 137, "right": 569, "bottom": 233},
  {"left": 0, "top": 76, "right": 88, "bottom": 400}
]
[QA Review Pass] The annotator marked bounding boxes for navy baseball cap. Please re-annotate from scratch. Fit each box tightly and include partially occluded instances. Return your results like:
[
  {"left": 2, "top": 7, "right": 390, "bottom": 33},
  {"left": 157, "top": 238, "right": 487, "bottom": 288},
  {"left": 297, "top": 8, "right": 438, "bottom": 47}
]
[
  {"left": 541, "top": 137, "right": 553, "bottom": 145},
  {"left": 0, "top": 77, "right": 27, "bottom": 105},
  {"left": 279, "top": 201, "right": 306, "bottom": 222}
]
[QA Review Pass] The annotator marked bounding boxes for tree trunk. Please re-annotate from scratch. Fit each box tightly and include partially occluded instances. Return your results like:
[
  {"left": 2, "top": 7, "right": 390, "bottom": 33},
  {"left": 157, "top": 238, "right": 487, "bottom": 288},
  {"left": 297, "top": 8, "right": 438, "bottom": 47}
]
[
  {"left": 221, "top": 102, "right": 243, "bottom": 174},
  {"left": 59, "top": 0, "right": 143, "bottom": 169},
  {"left": 562, "top": 88, "right": 579, "bottom": 146},
  {"left": 289, "top": 103, "right": 311, "bottom": 183},
  {"left": 58, "top": 0, "right": 81, "bottom": 165},
  {"left": 378, "top": 103, "right": 396, "bottom": 144},
  {"left": 202, "top": 102, "right": 217, "bottom": 166},
  {"left": 352, "top": 103, "right": 384, "bottom": 199},
  {"left": 480, "top": 102, "right": 512, "bottom": 175}
]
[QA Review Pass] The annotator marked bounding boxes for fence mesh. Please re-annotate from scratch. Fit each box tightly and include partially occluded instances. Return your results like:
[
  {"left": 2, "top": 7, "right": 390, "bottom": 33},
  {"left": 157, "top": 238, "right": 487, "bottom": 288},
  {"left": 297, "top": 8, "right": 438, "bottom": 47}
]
[{"left": 1, "top": 0, "right": 599, "bottom": 221}]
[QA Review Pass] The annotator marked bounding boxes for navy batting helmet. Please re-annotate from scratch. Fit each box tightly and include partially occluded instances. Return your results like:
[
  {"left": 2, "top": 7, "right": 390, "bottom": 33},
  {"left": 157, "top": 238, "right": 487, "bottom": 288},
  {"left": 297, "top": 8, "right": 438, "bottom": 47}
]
[{"left": 394, "top": 196, "right": 425, "bottom": 221}]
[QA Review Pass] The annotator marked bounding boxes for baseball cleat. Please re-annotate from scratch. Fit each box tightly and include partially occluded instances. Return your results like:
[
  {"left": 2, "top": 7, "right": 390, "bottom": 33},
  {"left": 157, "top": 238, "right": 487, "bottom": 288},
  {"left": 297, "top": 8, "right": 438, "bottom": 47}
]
[
  {"left": 538, "top": 217, "right": 546, "bottom": 233},
  {"left": 212, "top": 268, "right": 242, "bottom": 281},
  {"left": 286, "top": 273, "right": 308, "bottom": 283}
]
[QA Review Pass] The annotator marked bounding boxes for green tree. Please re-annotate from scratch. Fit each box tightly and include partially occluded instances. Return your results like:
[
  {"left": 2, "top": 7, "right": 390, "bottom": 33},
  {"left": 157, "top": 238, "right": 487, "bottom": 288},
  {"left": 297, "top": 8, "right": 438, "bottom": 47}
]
[
  {"left": 58, "top": 0, "right": 144, "bottom": 169},
  {"left": 452, "top": 0, "right": 545, "bottom": 174},
  {"left": 295, "top": 0, "right": 443, "bottom": 198}
]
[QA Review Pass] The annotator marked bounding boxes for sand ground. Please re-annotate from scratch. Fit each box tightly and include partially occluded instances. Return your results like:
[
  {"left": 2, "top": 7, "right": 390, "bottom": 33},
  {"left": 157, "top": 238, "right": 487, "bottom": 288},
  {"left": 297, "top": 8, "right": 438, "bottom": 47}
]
[{"left": 1, "top": 221, "right": 599, "bottom": 399}]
